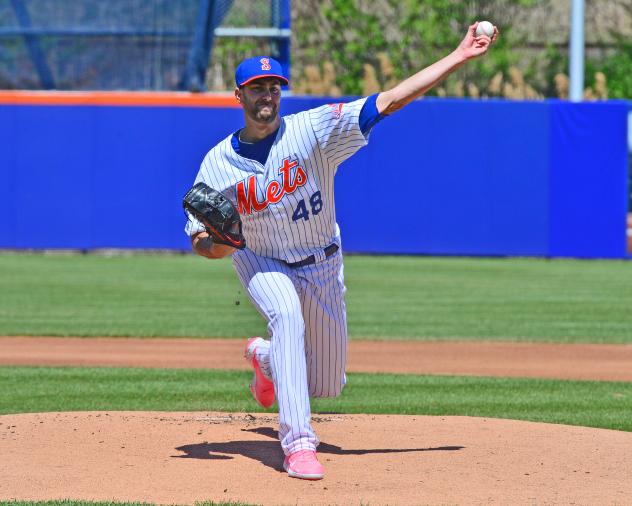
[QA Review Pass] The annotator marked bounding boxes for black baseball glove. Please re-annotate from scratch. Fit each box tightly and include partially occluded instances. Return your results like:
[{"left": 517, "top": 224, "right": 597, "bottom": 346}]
[{"left": 183, "top": 182, "right": 246, "bottom": 249}]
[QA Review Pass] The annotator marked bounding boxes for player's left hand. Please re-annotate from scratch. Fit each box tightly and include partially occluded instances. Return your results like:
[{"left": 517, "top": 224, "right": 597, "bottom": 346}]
[
  {"left": 457, "top": 22, "right": 499, "bottom": 60},
  {"left": 183, "top": 182, "right": 246, "bottom": 250}
]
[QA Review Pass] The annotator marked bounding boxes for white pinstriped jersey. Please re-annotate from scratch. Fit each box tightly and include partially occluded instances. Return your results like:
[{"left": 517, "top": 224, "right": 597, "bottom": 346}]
[{"left": 185, "top": 97, "right": 369, "bottom": 263}]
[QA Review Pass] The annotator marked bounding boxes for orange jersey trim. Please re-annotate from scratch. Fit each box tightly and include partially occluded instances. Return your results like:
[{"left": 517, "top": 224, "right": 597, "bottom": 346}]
[{"left": 0, "top": 90, "right": 241, "bottom": 108}]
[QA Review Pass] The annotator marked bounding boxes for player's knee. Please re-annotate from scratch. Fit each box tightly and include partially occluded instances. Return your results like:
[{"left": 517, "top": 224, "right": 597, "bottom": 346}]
[{"left": 270, "top": 303, "right": 305, "bottom": 335}]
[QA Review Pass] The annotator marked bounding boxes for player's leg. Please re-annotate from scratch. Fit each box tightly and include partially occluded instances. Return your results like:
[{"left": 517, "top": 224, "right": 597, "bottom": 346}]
[
  {"left": 232, "top": 249, "right": 319, "bottom": 454},
  {"left": 297, "top": 252, "right": 348, "bottom": 398}
]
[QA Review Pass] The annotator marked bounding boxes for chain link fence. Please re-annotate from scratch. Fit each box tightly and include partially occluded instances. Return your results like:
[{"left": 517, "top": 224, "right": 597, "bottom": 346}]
[{"left": 0, "top": 0, "right": 233, "bottom": 90}]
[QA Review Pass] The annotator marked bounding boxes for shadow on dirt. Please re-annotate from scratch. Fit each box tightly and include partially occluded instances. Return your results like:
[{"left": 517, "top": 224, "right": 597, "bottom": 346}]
[{"left": 173, "top": 426, "right": 464, "bottom": 473}]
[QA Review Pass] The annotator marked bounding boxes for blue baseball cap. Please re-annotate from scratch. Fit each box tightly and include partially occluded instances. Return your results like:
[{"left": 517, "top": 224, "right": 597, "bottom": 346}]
[{"left": 235, "top": 56, "right": 289, "bottom": 87}]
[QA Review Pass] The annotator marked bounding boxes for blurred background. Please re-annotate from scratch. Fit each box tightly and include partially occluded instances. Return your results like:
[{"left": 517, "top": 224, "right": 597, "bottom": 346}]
[
  {"left": 0, "top": 0, "right": 630, "bottom": 257},
  {"left": 1, "top": 0, "right": 630, "bottom": 98}
]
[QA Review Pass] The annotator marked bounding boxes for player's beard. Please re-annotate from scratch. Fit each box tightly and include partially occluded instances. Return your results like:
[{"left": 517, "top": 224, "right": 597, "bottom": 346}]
[{"left": 244, "top": 98, "right": 278, "bottom": 124}]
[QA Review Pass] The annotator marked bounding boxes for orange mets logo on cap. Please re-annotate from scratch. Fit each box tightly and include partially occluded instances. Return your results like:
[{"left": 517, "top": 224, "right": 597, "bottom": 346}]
[{"left": 260, "top": 58, "right": 271, "bottom": 71}]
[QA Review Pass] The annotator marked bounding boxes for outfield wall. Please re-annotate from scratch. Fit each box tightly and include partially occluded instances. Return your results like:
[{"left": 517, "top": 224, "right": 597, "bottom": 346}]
[{"left": 0, "top": 92, "right": 628, "bottom": 258}]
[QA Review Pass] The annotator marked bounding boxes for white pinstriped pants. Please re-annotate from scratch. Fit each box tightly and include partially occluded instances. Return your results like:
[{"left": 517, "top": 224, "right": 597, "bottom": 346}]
[{"left": 232, "top": 247, "right": 348, "bottom": 455}]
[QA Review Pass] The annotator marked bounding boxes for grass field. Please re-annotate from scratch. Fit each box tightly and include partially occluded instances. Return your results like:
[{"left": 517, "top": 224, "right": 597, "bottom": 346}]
[
  {"left": 1, "top": 252, "right": 631, "bottom": 506},
  {"left": 2, "top": 366, "right": 631, "bottom": 432},
  {"left": 1, "top": 252, "right": 631, "bottom": 342}
]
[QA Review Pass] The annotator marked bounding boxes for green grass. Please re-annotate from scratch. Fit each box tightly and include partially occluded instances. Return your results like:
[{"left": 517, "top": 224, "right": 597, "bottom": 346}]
[
  {"left": 2, "top": 366, "right": 631, "bottom": 432},
  {"left": 0, "top": 252, "right": 631, "bottom": 342}
]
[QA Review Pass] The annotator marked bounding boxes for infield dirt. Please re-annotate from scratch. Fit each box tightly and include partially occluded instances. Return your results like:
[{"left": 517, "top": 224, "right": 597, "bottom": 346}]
[
  {"left": 2, "top": 411, "right": 632, "bottom": 505},
  {"left": 2, "top": 336, "right": 632, "bottom": 505},
  {"left": 2, "top": 336, "right": 632, "bottom": 381}
]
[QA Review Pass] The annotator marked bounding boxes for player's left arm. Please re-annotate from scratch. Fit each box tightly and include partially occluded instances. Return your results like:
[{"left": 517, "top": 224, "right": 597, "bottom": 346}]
[
  {"left": 376, "top": 22, "right": 499, "bottom": 116},
  {"left": 191, "top": 231, "right": 236, "bottom": 259}
]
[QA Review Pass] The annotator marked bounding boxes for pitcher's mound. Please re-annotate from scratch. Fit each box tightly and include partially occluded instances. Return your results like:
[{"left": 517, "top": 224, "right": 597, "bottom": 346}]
[{"left": 1, "top": 412, "right": 631, "bottom": 505}]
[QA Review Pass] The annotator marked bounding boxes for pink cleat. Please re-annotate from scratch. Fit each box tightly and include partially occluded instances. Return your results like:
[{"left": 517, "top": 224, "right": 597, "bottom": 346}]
[
  {"left": 244, "top": 337, "right": 275, "bottom": 409},
  {"left": 283, "top": 450, "right": 325, "bottom": 480}
]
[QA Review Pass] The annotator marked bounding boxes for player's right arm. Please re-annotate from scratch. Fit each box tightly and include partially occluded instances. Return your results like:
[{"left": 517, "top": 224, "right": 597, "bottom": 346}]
[
  {"left": 191, "top": 231, "right": 236, "bottom": 259},
  {"left": 376, "top": 22, "right": 498, "bottom": 115}
]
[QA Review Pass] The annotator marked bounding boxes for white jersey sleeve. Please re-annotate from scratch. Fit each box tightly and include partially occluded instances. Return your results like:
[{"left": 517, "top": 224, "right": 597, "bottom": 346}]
[
  {"left": 184, "top": 211, "right": 205, "bottom": 237},
  {"left": 308, "top": 97, "right": 368, "bottom": 169},
  {"left": 183, "top": 165, "right": 210, "bottom": 237}
]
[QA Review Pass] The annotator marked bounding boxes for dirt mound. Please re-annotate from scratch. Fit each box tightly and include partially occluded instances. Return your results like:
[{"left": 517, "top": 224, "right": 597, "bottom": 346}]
[{"left": 2, "top": 411, "right": 631, "bottom": 505}]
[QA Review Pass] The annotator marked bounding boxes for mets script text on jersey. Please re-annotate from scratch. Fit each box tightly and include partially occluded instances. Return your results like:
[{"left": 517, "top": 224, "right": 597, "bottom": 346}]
[{"left": 236, "top": 157, "right": 308, "bottom": 215}]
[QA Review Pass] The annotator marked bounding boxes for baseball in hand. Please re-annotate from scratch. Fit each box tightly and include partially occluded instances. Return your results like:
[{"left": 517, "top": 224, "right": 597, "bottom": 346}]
[{"left": 475, "top": 21, "right": 494, "bottom": 38}]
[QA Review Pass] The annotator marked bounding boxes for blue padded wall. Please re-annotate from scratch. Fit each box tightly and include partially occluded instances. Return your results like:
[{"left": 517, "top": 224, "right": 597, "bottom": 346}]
[
  {"left": 0, "top": 104, "right": 244, "bottom": 250},
  {"left": 331, "top": 99, "right": 551, "bottom": 256},
  {"left": 548, "top": 101, "right": 629, "bottom": 258},
  {"left": 0, "top": 98, "right": 628, "bottom": 257}
]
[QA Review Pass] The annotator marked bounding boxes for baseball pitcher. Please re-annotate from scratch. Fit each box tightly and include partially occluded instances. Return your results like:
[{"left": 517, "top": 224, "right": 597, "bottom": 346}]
[{"left": 184, "top": 22, "right": 498, "bottom": 480}]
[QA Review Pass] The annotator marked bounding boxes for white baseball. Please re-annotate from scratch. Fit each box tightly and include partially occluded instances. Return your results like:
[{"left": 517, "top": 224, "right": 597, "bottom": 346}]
[{"left": 475, "top": 21, "right": 494, "bottom": 38}]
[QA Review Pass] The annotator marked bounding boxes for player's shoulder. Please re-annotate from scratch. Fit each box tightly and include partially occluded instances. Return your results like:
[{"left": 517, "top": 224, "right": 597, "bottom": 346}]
[
  {"left": 280, "top": 108, "right": 309, "bottom": 125},
  {"left": 196, "top": 133, "right": 239, "bottom": 183},
  {"left": 308, "top": 97, "right": 368, "bottom": 122}
]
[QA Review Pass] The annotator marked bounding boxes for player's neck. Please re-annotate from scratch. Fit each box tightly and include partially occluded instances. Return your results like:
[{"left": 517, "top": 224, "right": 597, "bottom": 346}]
[{"left": 240, "top": 117, "right": 280, "bottom": 143}]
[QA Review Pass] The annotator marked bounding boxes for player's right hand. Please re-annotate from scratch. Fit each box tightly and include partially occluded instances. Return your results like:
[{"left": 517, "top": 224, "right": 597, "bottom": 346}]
[{"left": 457, "top": 22, "right": 499, "bottom": 60}]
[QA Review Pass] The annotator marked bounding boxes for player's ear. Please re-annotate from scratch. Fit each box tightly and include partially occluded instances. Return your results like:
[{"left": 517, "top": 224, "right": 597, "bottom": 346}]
[{"left": 234, "top": 87, "right": 242, "bottom": 104}]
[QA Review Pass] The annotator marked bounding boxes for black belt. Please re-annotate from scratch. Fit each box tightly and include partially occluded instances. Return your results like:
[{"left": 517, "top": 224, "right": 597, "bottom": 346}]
[{"left": 284, "top": 243, "right": 339, "bottom": 268}]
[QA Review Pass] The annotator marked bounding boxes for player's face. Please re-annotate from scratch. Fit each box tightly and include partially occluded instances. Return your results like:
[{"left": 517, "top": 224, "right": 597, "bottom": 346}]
[{"left": 237, "top": 78, "right": 282, "bottom": 124}]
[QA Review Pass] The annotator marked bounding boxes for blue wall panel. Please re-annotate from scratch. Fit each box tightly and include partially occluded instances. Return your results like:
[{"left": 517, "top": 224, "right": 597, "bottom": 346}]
[
  {"left": 0, "top": 106, "right": 17, "bottom": 246},
  {"left": 0, "top": 104, "right": 244, "bottom": 249},
  {"left": 92, "top": 106, "right": 176, "bottom": 248},
  {"left": 374, "top": 101, "right": 547, "bottom": 254},
  {"left": 286, "top": 98, "right": 553, "bottom": 256},
  {"left": 0, "top": 98, "right": 628, "bottom": 257},
  {"left": 13, "top": 106, "right": 95, "bottom": 248},
  {"left": 548, "top": 102, "right": 629, "bottom": 258}
]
